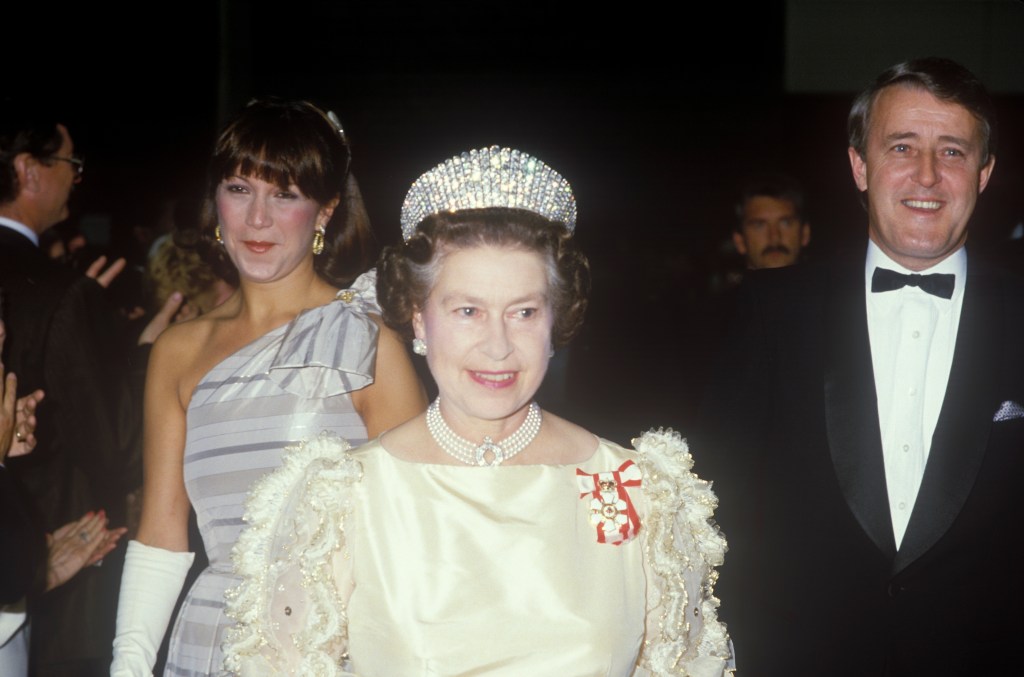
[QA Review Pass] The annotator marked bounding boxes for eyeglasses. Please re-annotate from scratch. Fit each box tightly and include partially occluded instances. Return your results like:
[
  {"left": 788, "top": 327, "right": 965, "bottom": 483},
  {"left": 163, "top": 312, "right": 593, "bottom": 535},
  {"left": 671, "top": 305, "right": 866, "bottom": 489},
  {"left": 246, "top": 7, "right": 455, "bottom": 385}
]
[{"left": 50, "top": 155, "right": 85, "bottom": 177}]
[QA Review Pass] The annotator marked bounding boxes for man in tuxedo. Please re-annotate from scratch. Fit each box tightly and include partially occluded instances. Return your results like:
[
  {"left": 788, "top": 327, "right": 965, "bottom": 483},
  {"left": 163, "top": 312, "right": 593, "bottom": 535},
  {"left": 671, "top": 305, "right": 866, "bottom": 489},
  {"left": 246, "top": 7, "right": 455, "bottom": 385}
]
[
  {"left": 0, "top": 104, "right": 144, "bottom": 676},
  {"left": 702, "top": 57, "right": 1024, "bottom": 675}
]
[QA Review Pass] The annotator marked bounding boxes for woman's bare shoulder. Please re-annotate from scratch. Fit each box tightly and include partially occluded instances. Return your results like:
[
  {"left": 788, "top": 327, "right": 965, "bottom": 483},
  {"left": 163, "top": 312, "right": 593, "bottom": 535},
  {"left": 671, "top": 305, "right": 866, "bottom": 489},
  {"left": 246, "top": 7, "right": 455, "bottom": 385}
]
[
  {"left": 540, "top": 410, "right": 593, "bottom": 440},
  {"left": 536, "top": 411, "right": 601, "bottom": 462},
  {"left": 374, "top": 413, "right": 429, "bottom": 462},
  {"left": 148, "top": 313, "right": 232, "bottom": 407},
  {"left": 151, "top": 313, "right": 216, "bottom": 362}
]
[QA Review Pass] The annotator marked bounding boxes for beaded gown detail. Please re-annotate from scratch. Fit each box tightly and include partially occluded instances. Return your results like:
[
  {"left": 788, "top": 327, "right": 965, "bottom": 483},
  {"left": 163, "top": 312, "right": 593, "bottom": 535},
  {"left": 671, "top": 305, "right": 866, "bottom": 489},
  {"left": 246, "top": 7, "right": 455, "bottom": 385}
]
[
  {"left": 224, "top": 429, "right": 732, "bottom": 676},
  {"left": 163, "top": 280, "right": 379, "bottom": 677}
]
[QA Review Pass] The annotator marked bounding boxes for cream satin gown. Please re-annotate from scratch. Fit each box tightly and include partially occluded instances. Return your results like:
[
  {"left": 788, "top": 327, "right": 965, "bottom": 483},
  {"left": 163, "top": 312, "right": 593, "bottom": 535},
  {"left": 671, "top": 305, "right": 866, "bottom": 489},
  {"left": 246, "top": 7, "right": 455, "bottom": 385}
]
[{"left": 225, "top": 430, "right": 732, "bottom": 676}]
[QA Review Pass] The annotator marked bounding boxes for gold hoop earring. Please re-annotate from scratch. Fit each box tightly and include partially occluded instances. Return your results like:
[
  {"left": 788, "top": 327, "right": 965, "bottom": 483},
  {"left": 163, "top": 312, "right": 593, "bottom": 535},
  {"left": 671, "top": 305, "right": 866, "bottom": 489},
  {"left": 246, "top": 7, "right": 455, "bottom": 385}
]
[
  {"left": 312, "top": 226, "right": 325, "bottom": 255},
  {"left": 215, "top": 225, "right": 223, "bottom": 245}
]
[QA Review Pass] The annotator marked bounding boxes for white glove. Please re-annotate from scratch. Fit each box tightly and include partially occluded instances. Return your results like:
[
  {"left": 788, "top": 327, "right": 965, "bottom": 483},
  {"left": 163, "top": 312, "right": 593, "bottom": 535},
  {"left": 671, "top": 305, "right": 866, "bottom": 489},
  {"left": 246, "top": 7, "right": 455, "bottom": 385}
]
[{"left": 110, "top": 540, "right": 195, "bottom": 676}]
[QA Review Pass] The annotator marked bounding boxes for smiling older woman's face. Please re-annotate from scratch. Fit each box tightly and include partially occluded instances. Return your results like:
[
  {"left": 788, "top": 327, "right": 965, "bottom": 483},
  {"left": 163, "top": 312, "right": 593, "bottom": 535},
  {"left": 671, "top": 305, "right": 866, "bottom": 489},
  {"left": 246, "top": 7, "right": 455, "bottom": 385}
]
[{"left": 413, "top": 244, "right": 553, "bottom": 434}]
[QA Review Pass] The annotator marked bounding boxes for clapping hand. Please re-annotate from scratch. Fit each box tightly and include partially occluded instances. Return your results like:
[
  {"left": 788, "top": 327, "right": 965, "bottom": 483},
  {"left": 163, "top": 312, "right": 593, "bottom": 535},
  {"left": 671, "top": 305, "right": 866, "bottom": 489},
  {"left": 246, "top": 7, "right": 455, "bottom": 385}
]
[
  {"left": 137, "top": 291, "right": 185, "bottom": 346},
  {"left": 84, "top": 255, "right": 127, "bottom": 289},
  {"left": 9, "top": 386, "right": 44, "bottom": 458},
  {"left": 1, "top": 357, "right": 15, "bottom": 463},
  {"left": 0, "top": 320, "right": 44, "bottom": 461},
  {"left": 46, "top": 510, "right": 128, "bottom": 591},
  {"left": 84, "top": 255, "right": 187, "bottom": 345}
]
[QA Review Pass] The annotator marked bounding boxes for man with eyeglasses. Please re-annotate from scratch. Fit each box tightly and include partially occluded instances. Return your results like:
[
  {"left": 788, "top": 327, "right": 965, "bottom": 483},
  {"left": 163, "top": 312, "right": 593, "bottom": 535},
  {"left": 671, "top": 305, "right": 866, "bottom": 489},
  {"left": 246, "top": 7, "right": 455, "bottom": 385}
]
[{"left": 0, "top": 102, "right": 144, "bottom": 676}]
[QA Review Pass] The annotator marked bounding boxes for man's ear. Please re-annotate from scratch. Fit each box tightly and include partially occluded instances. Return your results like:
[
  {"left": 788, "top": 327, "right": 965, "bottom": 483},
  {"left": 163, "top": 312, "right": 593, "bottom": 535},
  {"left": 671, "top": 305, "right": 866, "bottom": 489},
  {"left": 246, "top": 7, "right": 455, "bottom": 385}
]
[
  {"left": 13, "top": 153, "right": 41, "bottom": 195},
  {"left": 800, "top": 222, "right": 811, "bottom": 247},
  {"left": 848, "top": 146, "right": 868, "bottom": 192},
  {"left": 978, "top": 154, "right": 996, "bottom": 195},
  {"left": 732, "top": 231, "right": 748, "bottom": 256}
]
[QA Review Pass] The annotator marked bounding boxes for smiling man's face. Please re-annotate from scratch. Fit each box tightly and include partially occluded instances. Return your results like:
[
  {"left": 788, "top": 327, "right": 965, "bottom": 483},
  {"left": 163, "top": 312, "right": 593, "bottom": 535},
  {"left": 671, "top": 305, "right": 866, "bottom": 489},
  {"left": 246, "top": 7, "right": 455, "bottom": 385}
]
[{"left": 849, "top": 85, "right": 995, "bottom": 271}]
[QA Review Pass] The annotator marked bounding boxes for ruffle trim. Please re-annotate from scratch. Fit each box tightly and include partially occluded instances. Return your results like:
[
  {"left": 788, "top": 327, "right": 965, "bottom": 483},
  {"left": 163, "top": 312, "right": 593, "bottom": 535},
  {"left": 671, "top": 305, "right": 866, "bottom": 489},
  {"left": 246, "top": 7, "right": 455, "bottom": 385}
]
[
  {"left": 268, "top": 270, "right": 381, "bottom": 398},
  {"left": 222, "top": 427, "right": 733, "bottom": 676},
  {"left": 632, "top": 429, "right": 733, "bottom": 676},
  {"left": 223, "top": 432, "right": 362, "bottom": 677}
]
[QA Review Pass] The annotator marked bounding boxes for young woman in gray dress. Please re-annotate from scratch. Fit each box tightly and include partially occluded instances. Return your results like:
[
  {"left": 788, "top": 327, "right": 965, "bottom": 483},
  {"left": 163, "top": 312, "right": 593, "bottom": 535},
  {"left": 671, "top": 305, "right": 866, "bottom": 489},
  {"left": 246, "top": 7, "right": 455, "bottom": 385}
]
[{"left": 110, "top": 99, "right": 425, "bottom": 676}]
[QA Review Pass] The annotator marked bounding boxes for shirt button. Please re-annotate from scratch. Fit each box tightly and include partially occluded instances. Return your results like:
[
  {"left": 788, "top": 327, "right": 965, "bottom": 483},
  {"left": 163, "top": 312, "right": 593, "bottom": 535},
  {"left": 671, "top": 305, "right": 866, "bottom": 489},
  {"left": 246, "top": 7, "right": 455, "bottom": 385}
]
[
  {"left": 902, "top": 444, "right": 910, "bottom": 452},
  {"left": 909, "top": 387, "right": 917, "bottom": 396},
  {"left": 912, "top": 330, "right": 921, "bottom": 339},
  {"left": 898, "top": 501, "right": 907, "bottom": 510}
]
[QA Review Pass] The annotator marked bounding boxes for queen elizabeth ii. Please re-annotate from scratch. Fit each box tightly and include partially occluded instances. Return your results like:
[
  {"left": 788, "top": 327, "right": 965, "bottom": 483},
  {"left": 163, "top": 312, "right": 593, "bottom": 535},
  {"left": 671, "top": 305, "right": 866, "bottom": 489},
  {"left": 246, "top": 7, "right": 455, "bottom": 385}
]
[{"left": 223, "top": 147, "right": 732, "bottom": 676}]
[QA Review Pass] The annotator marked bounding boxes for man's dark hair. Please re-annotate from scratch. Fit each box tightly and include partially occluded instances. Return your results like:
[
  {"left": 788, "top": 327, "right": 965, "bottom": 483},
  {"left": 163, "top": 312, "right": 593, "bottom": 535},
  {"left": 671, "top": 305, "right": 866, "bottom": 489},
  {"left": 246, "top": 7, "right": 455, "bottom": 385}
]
[
  {"left": 734, "top": 173, "right": 805, "bottom": 231},
  {"left": 848, "top": 57, "right": 996, "bottom": 164},
  {"left": 0, "top": 101, "right": 64, "bottom": 204}
]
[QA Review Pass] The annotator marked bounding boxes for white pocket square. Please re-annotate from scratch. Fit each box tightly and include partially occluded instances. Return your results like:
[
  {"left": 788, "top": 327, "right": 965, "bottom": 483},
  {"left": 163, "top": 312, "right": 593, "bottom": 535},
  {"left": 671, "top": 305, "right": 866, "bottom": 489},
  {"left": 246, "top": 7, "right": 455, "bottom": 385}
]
[{"left": 993, "top": 400, "right": 1024, "bottom": 422}]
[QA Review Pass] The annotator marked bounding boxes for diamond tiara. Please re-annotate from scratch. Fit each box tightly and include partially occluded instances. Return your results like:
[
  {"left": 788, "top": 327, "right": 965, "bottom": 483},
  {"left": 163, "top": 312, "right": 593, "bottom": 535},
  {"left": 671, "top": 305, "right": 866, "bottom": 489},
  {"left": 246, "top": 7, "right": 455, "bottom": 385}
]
[{"left": 399, "top": 145, "right": 577, "bottom": 241}]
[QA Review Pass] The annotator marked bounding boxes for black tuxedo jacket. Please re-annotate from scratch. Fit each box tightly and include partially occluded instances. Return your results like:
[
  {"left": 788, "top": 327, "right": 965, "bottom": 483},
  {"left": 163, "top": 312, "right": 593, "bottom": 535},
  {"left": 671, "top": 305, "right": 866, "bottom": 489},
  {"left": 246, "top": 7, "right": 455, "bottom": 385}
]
[
  {"left": 0, "top": 466, "right": 46, "bottom": 605},
  {"left": 0, "top": 226, "right": 144, "bottom": 668},
  {"left": 0, "top": 227, "right": 143, "bottom": 525},
  {"left": 700, "top": 252, "right": 1024, "bottom": 676}
]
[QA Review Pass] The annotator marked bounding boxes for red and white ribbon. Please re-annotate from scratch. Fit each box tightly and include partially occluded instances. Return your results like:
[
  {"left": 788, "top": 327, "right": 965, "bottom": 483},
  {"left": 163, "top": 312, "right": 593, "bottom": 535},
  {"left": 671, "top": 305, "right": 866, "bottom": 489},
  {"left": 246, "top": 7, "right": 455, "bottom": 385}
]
[{"left": 576, "top": 460, "right": 642, "bottom": 545}]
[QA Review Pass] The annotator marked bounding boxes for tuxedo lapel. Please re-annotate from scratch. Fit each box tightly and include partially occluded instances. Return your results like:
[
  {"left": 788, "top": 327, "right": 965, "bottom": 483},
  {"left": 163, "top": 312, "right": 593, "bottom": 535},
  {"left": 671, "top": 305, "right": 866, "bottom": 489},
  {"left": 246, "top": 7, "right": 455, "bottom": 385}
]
[
  {"left": 823, "top": 263, "right": 898, "bottom": 559},
  {"left": 893, "top": 261, "right": 999, "bottom": 573},
  {"left": 0, "top": 226, "right": 36, "bottom": 251},
  {"left": 0, "top": 227, "right": 46, "bottom": 274}
]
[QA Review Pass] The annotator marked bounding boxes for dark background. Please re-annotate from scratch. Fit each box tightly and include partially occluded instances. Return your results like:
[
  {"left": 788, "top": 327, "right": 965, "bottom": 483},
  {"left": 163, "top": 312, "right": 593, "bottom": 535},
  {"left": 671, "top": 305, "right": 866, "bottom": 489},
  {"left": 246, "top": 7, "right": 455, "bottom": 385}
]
[{"left": 9, "top": 0, "right": 1024, "bottom": 443}]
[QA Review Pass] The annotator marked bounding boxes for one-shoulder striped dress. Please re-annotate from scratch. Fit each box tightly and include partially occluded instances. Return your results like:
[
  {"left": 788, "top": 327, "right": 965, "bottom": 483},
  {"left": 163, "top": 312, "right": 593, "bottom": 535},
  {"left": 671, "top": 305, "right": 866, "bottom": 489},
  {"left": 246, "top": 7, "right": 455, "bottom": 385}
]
[{"left": 164, "top": 286, "right": 378, "bottom": 677}]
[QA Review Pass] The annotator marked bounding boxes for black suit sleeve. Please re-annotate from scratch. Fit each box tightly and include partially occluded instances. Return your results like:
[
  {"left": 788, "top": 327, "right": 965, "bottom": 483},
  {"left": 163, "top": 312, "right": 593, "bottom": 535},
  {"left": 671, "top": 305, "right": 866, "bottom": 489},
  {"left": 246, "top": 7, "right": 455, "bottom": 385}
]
[
  {"left": 0, "top": 466, "right": 46, "bottom": 604},
  {"left": 40, "top": 276, "right": 143, "bottom": 516}
]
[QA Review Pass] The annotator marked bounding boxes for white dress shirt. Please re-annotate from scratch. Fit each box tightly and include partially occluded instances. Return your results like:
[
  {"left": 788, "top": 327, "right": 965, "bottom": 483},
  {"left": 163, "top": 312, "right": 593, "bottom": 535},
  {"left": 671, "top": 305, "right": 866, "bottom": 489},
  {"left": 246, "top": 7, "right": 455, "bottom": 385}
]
[
  {"left": 0, "top": 217, "right": 39, "bottom": 247},
  {"left": 865, "top": 241, "right": 965, "bottom": 548}
]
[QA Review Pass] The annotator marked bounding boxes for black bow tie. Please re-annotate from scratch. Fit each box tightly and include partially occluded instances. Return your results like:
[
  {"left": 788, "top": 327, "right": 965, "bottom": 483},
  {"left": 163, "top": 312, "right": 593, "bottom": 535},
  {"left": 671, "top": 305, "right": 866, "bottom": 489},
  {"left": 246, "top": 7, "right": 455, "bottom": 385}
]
[{"left": 871, "top": 267, "right": 955, "bottom": 299}]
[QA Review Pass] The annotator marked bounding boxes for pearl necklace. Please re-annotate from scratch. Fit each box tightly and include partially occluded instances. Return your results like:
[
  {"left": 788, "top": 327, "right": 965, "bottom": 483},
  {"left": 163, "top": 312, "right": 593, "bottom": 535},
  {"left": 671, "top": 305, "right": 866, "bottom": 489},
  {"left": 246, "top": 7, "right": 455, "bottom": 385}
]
[{"left": 426, "top": 398, "right": 542, "bottom": 467}]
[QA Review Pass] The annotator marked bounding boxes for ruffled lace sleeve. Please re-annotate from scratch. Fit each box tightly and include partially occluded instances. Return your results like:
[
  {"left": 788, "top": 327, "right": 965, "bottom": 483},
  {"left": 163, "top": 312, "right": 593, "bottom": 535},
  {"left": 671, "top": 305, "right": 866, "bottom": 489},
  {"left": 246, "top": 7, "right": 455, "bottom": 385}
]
[
  {"left": 268, "top": 271, "right": 381, "bottom": 398},
  {"left": 223, "top": 433, "right": 362, "bottom": 677},
  {"left": 632, "top": 429, "right": 734, "bottom": 676}
]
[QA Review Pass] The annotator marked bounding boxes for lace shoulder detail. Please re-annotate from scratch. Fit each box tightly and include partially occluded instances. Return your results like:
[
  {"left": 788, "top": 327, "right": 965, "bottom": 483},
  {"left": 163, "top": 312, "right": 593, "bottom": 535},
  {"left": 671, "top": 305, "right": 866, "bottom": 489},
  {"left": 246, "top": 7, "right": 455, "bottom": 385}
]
[
  {"left": 632, "top": 429, "right": 733, "bottom": 676},
  {"left": 268, "top": 276, "right": 380, "bottom": 398},
  {"left": 223, "top": 432, "right": 362, "bottom": 677}
]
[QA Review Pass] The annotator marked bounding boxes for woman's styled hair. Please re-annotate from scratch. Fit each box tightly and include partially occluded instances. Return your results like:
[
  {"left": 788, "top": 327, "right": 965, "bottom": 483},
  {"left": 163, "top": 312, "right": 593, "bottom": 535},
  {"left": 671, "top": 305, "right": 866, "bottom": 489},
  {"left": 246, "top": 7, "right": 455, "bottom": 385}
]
[
  {"left": 377, "top": 207, "right": 590, "bottom": 348},
  {"left": 199, "top": 97, "right": 372, "bottom": 286},
  {"left": 147, "top": 236, "right": 229, "bottom": 316}
]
